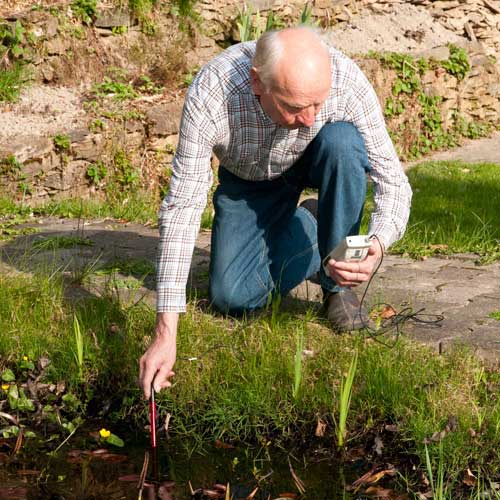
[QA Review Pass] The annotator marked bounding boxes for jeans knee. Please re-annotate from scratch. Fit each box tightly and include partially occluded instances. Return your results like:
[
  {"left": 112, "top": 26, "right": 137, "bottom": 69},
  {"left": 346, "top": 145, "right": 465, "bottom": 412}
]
[
  {"left": 316, "top": 122, "right": 368, "bottom": 167},
  {"left": 209, "top": 275, "right": 268, "bottom": 315}
]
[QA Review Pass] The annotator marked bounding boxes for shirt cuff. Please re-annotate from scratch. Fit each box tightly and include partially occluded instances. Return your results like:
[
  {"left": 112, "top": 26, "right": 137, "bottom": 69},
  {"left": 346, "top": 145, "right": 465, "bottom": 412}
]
[{"left": 156, "top": 285, "right": 187, "bottom": 313}]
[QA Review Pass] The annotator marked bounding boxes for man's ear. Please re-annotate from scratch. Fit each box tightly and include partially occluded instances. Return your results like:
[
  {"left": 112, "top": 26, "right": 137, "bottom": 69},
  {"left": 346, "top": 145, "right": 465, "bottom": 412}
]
[{"left": 250, "top": 67, "right": 263, "bottom": 96}]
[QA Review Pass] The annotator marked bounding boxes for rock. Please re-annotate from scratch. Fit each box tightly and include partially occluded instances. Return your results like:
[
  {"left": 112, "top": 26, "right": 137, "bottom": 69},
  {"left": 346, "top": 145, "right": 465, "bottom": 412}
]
[
  {"left": 0, "top": 137, "right": 53, "bottom": 163},
  {"left": 44, "top": 16, "right": 59, "bottom": 38},
  {"left": 146, "top": 102, "right": 184, "bottom": 137},
  {"left": 68, "top": 128, "right": 90, "bottom": 144},
  {"left": 95, "top": 8, "right": 132, "bottom": 28},
  {"left": 72, "top": 134, "right": 104, "bottom": 161},
  {"left": 44, "top": 38, "right": 68, "bottom": 56}
]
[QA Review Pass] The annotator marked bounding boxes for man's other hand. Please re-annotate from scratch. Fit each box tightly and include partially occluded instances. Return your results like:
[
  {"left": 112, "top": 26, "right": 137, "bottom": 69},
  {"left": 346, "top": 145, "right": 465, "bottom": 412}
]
[
  {"left": 139, "top": 312, "right": 178, "bottom": 399},
  {"left": 326, "top": 238, "right": 383, "bottom": 287}
]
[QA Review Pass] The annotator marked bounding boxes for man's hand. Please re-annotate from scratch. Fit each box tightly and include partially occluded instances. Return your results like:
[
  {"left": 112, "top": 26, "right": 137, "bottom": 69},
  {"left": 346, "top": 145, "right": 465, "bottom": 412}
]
[
  {"left": 139, "top": 312, "right": 178, "bottom": 399},
  {"left": 326, "top": 238, "right": 383, "bottom": 287}
]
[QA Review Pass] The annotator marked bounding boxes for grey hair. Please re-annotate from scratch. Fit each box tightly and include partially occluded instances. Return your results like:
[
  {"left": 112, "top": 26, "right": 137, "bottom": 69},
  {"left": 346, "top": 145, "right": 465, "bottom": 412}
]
[{"left": 252, "top": 26, "right": 330, "bottom": 91}]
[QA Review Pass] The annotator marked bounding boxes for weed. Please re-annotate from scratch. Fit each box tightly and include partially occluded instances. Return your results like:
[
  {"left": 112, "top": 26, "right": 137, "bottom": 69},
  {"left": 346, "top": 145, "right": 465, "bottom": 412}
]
[
  {"left": 111, "top": 25, "right": 128, "bottom": 35},
  {"left": 425, "top": 442, "right": 448, "bottom": 499},
  {"left": 53, "top": 134, "right": 71, "bottom": 151},
  {"left": 170, "top": 0, "right": 199, "bottom": 22},
  {"left": 292, "top": 328, "right": 304, "bottom": 400},
  {"left": 93, "top": 77, "right": 138, "bottom": 101},
  {"left": 32, "top": 235, "right": 93, "bottom": 251},
  {"left": 89, "top": 118, "right": 105, "bottom": 132},
  {"left": 236, "top": 4, "right": 283, "bottom": 42},
  {"left": 0, "top": 20, "right": 26, "bottom": 61},
  {"left": 0, "top": 155, "right": 22, "bottom": 176},
  {"left": 299, "top": 2, "right": 317, "bottom": 26},
  {"left": 0, "top": 62, "right": 28, "bottom": 103},
  {"left": 489, "top": 311, "right": 500, "bottom": 321},
  {"left": 72, "top": 314, "right": 85, "bottom": 381},
  {"left": 135, "top": 75, "right": 164, "bottom": 94},
  {"left": 71, "top": 0, "right": 97, "bottom": 25},
  {"left": 442, "top": 44, "right": 470, "bottom": 81},
  {"left": 113, "top": 150, "right": 139, "bottom": 188},
  {"left": 182, "top": 66, "right": 199, "bottom": 87},
  {"left": 86, "top": 161, "right": 107, "bottom": 185},
  {"left": 334, "top": 349, "right": 358, "bottom": 449}
]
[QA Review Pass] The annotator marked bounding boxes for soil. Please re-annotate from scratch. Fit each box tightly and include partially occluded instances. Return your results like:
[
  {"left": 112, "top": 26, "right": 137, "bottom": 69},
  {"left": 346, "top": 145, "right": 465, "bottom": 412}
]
[
  {"left": 328, "top": 3, "right": 462, "bottom": 55},
  {"left": 0, "top": 85, "right": 87, "bottom": 143}
]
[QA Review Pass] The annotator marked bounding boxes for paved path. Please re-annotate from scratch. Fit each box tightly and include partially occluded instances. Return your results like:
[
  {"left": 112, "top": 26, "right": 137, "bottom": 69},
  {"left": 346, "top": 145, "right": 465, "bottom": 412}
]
[{"left": 2, "top": 215, "right": 499, "bottom": 361}]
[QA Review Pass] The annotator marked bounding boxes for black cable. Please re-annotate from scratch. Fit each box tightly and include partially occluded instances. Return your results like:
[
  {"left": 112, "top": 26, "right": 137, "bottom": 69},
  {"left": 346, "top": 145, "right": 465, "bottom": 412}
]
[{"left": 357, "top": 235, "right": 444, "bottom": 348}]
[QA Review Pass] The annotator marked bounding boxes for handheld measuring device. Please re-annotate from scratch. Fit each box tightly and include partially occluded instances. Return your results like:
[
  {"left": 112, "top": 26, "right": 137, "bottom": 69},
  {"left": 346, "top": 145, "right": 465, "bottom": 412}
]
[{"left": 322, "top": 235, "right": 372, "bottom": 275}]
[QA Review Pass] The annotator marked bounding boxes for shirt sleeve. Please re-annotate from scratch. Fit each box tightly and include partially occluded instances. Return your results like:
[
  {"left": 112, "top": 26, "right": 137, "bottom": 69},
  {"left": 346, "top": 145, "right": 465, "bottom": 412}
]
[
  {"left": 344, "top": 64, "right": 412, "bottom": 249},
  {"left": 156, "top": 81, "right": 216, "bottom": 313}
]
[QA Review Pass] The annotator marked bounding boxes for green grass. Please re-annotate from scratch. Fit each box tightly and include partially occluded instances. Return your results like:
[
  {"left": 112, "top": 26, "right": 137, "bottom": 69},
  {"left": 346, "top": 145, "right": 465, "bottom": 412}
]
[
  {"left": 32, "top": 235, "right": 93, "bottom": 250},
  {"left": 0, "top": 62, "right": 28, "bottom": 103},
  {"left": 362, "top": 161, "right": 500, "bottom": 262},
  {"left": 1, "top": 264, "right": 500, "bottom": 497}
]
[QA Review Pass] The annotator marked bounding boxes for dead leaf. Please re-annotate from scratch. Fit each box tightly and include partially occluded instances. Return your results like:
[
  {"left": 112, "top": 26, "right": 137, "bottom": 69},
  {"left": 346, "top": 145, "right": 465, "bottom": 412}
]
[
  {"left": 429, "top": 244, "right": 448, "bottom": 251},
  {"left": 384, "top": 424, "right": 398, "bottom": 433},
  {"left": 380, "top": 305, "right": 397, "bottom": 319},
  {"left": 373, "top": 436, "right": 384, "bottom": 456},
  {"left": 0, "top": 487, "right": 28, "bottom": 499},
  {"left": 462, "top": 468, "right": 476, "bottom": 487},
  {"left": 15, "top": 470, "right": 40, "bottom": 476},
  {"left": 215, "top": 439, "right": 235, "bottom": 449},
  {"left": 201, "top": 488, "right": 224, "bottom": 499},
  {"left": 118, "top": 474, "right": 141, "bottom": 482},
  {"left": 350, "top": 465, "right": 397, "bottom": 489},
  {"left": 315, "top": 418, "right": 326, "bottom": 437},
  {"left": 344, "top": 446, "right": 366, "bottom": 461},
  {"left": 12, "top": 430, "right": 23, "bottom": 456},
  {"left": 288, "top": 457, "right": 306, "bottom": 495},
  {"left": 245, "top": 486, "right": 259, "bottom": 499}
]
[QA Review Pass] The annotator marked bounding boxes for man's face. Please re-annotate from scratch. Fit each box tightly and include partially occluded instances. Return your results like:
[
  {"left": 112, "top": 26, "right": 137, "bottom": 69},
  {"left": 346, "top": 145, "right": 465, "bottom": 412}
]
[{"left": 251, "top": 68, "right": 331, "bottom": 129}]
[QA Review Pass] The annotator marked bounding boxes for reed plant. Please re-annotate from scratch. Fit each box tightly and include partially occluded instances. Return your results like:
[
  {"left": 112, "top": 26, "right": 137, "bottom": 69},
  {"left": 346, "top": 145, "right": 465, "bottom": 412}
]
[
  {"left": 72, "top": 314, "right": 85, "bottom": 382},
  {"left": 334, "top": 349, "right": 358, "bottom": 449}
]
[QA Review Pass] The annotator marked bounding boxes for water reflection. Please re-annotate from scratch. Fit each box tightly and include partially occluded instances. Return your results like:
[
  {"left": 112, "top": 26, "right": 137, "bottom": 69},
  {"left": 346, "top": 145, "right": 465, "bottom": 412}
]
[{"left": 1, "top": 434, "right": 358, "bottom": 499}]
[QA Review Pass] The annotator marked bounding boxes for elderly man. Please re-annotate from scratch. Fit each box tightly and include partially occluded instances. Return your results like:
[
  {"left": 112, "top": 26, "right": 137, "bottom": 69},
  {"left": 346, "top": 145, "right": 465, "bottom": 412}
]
[{"left": 139, "top": 26, "right": 412, "bottom": 397}]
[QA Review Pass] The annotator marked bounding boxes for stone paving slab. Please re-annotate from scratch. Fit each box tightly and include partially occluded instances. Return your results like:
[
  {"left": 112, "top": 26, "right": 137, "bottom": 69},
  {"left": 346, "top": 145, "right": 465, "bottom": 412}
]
[{"left": 1, "top": 217, "right": 499, "bottom": 362}]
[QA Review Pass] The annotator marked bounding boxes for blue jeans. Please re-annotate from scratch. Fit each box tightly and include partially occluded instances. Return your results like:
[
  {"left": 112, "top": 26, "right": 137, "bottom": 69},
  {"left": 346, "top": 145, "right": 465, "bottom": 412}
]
[{"left": 209, "top": 122, "right": 371, "bottom": 315}]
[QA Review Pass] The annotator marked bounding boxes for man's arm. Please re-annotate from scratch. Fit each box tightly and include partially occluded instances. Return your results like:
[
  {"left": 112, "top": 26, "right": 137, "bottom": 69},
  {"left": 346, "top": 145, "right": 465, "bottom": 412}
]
[
  {"left": 139, "top": 66, "right": 219, "bottom": 398},
  {"left": 139, "top": 312, "right": 178, "bottom": 399}
]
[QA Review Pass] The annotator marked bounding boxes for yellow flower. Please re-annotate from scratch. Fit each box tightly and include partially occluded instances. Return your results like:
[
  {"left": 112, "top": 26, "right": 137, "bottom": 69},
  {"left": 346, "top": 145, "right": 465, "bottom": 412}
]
[
  {"left": 1, "top": 384, "right": 9, "bottom": 392},
  {"left": 99, "top": 428, "right": 111, "bottom": 438},
  {"left": 23, "top": 356, "right": 28, "bottom": 361}
]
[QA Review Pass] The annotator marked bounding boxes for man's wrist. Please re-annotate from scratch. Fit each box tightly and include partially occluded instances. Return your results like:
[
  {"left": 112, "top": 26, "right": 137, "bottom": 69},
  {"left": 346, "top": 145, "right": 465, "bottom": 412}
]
[{"left": 155, "top": 312, "right": 178, "bottom": 338}]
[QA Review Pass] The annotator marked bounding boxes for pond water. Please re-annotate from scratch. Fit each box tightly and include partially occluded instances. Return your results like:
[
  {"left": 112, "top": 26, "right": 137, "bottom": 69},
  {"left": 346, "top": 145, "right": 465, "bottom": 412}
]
[{"left": 0, "top": 434, "right": 365, "bottom": 499}]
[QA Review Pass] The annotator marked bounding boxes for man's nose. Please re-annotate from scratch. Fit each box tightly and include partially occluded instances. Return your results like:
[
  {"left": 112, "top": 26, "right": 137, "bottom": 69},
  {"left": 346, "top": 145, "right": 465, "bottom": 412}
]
[{"left": 296, "top": 106, "right": 315, "bottom": 127}]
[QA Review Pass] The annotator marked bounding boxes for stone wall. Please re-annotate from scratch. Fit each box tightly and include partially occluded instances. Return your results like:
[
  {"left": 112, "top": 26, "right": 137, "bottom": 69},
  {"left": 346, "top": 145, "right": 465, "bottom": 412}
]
[{"left": 1, "top": 1, "right": 499, "bottom": 204}]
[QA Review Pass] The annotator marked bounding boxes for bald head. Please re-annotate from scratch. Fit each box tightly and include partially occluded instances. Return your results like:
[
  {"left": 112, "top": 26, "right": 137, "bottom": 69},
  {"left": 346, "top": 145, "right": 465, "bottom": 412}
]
[
  {"left": 251, "top": 27, "right": 332, "bottom": 128},
  {"left": 252, "top": 26, "right": 331, "bottom": 93}
]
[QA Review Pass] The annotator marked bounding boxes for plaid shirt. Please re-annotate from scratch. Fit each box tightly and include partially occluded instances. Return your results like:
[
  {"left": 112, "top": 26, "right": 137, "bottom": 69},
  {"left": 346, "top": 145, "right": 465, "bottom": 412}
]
[{"left": 156, "top": 41, "right": 412, "bottom": 312}]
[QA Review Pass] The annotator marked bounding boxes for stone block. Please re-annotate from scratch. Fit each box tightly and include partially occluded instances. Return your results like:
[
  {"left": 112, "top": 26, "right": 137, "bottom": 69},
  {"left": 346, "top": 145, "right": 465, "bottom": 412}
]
[
  {"left": 146, "top": 102, "right": 184, "bottom": 137},
  {"left": 62, "top": 160, "right": 89, "bottom": 191},
  {"left": 95, "top": 8, "right": 132, "bottom": 28},
  {"left": 45, "top": 38, "right": 68, "bottom": 55},
  {"left": 72, "top": 134, "right": 104, "bottom": 161},
  {"left": 0, "top": 137, "right": 53, "bottom": 163}
]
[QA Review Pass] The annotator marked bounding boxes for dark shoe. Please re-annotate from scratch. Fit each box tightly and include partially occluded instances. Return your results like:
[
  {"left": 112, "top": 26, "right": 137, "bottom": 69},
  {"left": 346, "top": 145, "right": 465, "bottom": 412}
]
[
  {"left": 324, "top": 289, "right": 367, "bottom": 332},
  {"left": 299, "top": 198, "right": 318, "bottom": 220}
]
